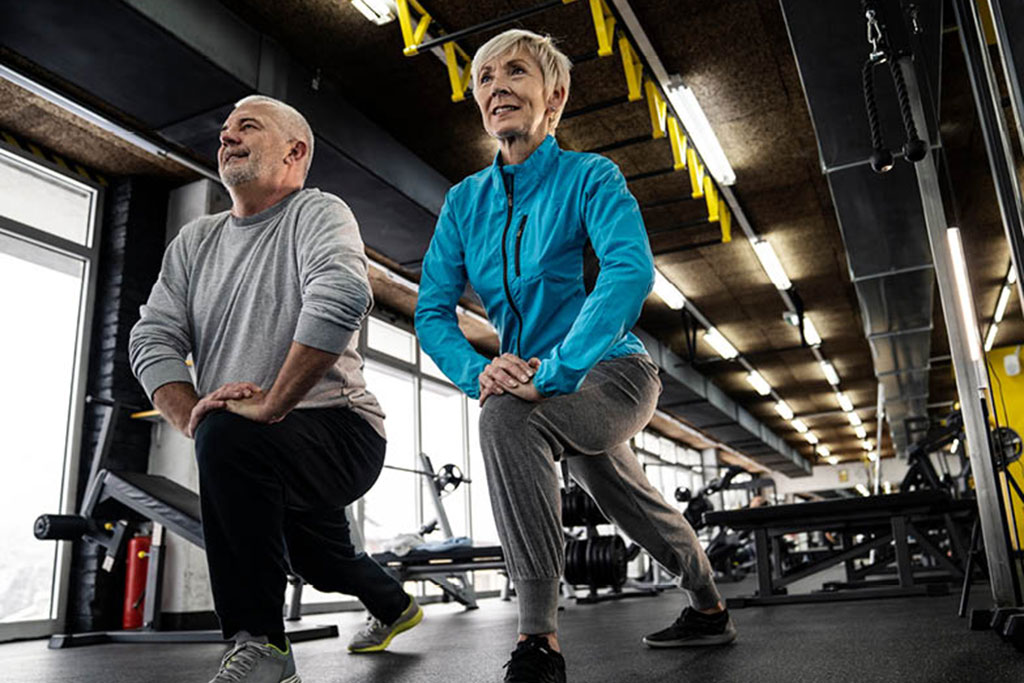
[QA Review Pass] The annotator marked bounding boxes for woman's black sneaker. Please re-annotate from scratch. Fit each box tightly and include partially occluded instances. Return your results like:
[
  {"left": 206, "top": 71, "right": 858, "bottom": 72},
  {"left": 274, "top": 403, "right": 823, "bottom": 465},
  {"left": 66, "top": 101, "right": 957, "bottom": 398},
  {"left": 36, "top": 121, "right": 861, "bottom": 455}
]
[
  {"left": 642, "top": 607, "right": 737, "bottom": 648},
  {"left": 503, "top": 635, "right": 566, "bottom": 682}
]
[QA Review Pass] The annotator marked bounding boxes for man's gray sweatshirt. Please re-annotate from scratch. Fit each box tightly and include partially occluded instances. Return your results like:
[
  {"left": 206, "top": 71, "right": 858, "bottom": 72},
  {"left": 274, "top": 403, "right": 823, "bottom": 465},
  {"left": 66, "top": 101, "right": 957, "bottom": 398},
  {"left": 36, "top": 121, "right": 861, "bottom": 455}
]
[{"left": 129, "top": 189, "right": 385, "bottom": 437}]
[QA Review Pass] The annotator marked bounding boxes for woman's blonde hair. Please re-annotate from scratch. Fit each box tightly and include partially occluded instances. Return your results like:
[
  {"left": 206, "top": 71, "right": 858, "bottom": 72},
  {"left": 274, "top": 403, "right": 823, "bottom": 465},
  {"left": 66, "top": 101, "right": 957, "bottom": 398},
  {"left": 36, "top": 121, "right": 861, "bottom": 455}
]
[{"left": 471, "top": 29, "right": 573, "bottom": 133}]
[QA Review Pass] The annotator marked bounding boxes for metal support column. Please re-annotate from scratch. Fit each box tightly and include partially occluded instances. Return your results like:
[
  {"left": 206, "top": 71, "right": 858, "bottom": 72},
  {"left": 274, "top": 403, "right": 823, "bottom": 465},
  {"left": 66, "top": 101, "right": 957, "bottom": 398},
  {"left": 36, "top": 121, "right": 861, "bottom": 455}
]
[
  {"left": 987, "top": 0, "right": 1024, "bottom": 171},
  {"left": 954, "top": 0, "right": 1024, "bottom": 311},
  {"left": 900, "top": 54, "right": 1020, "bottom": 606}
]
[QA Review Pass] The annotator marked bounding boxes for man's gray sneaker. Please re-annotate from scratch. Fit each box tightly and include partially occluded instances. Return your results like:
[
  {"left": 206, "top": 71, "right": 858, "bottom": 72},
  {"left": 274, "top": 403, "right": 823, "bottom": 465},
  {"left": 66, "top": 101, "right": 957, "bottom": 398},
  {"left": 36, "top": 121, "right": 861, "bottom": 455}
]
[
  {"left": 348, "top": 595, "right": 423, "bottom": 653},
  {"left": 208, "top": 640, "right": 300, "bottom": 682}
]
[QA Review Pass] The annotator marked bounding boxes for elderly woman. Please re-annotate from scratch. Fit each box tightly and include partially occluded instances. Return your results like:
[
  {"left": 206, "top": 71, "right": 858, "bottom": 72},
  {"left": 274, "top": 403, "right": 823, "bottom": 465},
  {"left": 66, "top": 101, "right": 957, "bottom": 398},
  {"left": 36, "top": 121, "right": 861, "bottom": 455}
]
[{"left": 415, "top": 29, "right": 735, "bottom": 682}]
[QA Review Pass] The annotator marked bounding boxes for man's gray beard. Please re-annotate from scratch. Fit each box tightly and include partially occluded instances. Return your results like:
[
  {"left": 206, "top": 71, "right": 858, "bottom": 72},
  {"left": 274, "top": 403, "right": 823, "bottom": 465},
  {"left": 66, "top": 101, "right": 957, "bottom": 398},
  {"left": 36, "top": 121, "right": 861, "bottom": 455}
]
[{"left": 219, "top": 157, "right": 260, "bottom": 188}]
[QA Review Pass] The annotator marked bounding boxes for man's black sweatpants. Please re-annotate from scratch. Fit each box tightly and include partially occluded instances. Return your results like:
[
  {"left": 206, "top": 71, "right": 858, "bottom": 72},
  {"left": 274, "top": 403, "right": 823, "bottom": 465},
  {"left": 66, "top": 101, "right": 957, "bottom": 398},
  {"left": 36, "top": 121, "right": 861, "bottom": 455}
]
[{"left": 194, "top": 407, "right": 407, "bottom": 640}]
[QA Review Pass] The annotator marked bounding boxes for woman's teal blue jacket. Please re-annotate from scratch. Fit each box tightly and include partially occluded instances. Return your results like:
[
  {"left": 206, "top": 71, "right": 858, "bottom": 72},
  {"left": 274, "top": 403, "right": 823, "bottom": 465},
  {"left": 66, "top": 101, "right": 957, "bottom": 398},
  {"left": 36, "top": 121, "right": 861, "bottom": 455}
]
[{"left": 414, "top": 135, "right": 655, "bottom": 399}]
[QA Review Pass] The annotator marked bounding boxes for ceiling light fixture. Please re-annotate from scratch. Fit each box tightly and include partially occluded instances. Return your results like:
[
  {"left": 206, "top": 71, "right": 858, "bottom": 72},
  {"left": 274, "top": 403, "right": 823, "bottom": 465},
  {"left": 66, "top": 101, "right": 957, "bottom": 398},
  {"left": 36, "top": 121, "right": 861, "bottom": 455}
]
[
  {"left": 862, "top": 440, "right": 873, "bottom": 451},
  {"left": 947, "top": 228, "right": 983, "bottom": 362},
  {"left": 820, "top": 360, "right": 840, "bottom": 386},
  {"left": 984, "top": 323, "right": 999, "bottom": 352},
  {"left": 855, "top": 483, "right": 870, "bottom": 497},
  {"left": 704, "top": 327, "right": 739, "bottom": 359},
  {"left": 804, "top": 431, "right": 820, "bottom": 445},
  {"left": 837, "top": 392, "right": 854, "bottom": 413},
  {"left": 746, "top": 371, "right": 772, "bottom": 396},
  {"left": 774, "top": 401, "right": 795, "bottom": 420},
  {"left": 791, "top": 418, "right": 809, "bottom": 433},
  {"left": 848, "top": 412, "right": 863, "bottom": 427},
  {"left": 351, "top": 0, "right": 395, "bottom": 24},
  {"left": 1010, "top": 265, "right": 1018, "bottom": 285},
  {"left": 827, "top": 456, "right": 840, "bottom": 466},
  {"left": 817, "top": 445, "right": 831, "bottom": 458},
  {"left": 665, "top": 79, "right": 736, "bottom": 185},
  {"left": 751, "top": 238, "right": 792, "bottom": 290},
  {"left": 652, "top": 269, "right": 686, "bottom": 310},
  {"left": 868, "top": 451, "right": 879, "bottom": 462},
  {"left": 994, "top": 285, "right": 1012, "bottom": 323},
  {"left": 854, "top": 425, "right": 867, "bottom": 439},
  {"left": 803, "top": 316, "right": 822, "bottom": 346}
]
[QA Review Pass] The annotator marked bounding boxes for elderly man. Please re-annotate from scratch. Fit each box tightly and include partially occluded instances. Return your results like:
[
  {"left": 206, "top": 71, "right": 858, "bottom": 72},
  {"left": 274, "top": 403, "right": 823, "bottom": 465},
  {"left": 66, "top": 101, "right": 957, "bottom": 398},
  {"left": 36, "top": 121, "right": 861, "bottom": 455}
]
[{"left": 129, "top": 95, "right": 421, "bottom": 683}]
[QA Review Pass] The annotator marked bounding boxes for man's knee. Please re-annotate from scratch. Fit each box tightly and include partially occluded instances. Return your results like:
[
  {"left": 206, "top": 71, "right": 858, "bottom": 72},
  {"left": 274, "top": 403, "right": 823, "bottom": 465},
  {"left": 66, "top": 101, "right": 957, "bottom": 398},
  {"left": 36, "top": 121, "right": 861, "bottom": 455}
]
[{"left": 194, "top": 411, "right": 257, "bottom": 473}]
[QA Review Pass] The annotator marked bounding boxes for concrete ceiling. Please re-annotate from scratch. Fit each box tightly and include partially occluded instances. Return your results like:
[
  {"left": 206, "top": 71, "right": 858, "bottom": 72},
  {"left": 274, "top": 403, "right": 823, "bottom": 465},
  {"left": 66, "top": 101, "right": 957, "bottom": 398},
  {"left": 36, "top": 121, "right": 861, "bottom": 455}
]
[{"left": 2, "top": 0, "right": 1020, "bottom": 468}]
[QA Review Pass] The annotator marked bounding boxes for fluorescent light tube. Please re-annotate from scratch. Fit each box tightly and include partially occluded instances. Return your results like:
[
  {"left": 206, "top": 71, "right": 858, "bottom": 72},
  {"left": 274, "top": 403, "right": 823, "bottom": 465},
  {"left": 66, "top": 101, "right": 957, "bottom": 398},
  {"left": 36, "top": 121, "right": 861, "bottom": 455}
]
[
  {"left": 791, "top": 418, "right": 809, "bottom": 433},
  {"left": 704, "top": 327, "right": 738, "bottom": 359},
  {"left": 951, "top": 438, "right": 960, "bottom": 453},
  {"left": 1010, "top": 266, "right": 1018, "bottom": 285},
  {"left": 817, "top": 445, "right": 831, "bottom": 457},
  {"left": 804, "top": 432, "right": 819, "bottom": 445},
  {"left": 351, "top": 0, "right": 395, "bottom": 23},
  {"left": 868, "top": 451, "right": 879, "bottom": 462},
  {"left": 653, "top": 269, "right": 686, "bottom": 310},
  {"left": 947, "top": 228, "right": 983, "bottom": 362},
  {"left": 665, "top": 83, "right": 736, "bottom": 185},
  {"left": 751, "top": 238, "right": 792, "bottom": 290},
  {"left": 984, "top": 324, "right": 999, "bottom": 352},
  {"left": 827, "top": 456, "right": 840, "bottom": 466},
  {"left": 855, "top": 484, "right": 870, "bottom": 496},
  {"left": 803, "top": 317, "right": 822, "bottom": 346},
  {"left": 774, "top": 401, "right": 794, "bottom": 420},
  {"left": 820, "top": 360, "right": 840, "bottom": 386},
  {"left": 995, "top": 285, "right": 1012, "bottom": 323},
  {"left": 746, "top": 371, "right": 771, "bottom": 396},
  {"left": 862, "top": 440, "right": 873, "bottom": 451},
  {"left": 837, "top": 392, "right": 854, "bottom": 413},
  {"left": 848, "top": 412, "right": 863, "bottom": 427},
  {"left": 854, "top": 425, "right": 867, "bottom": 439}
]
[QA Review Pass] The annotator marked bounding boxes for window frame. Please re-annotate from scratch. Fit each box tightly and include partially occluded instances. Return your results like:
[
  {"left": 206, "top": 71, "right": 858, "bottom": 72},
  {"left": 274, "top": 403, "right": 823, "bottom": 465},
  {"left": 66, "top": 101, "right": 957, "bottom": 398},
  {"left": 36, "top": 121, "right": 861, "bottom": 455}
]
[{"left": 0, "top": 142, "right": 103, "bottom": 642}]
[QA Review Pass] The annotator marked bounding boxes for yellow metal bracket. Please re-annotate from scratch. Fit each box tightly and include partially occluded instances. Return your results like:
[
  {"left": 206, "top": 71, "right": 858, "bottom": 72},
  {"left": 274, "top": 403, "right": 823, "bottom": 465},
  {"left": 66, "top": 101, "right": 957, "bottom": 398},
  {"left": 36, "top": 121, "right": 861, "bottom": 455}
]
[
  {"left": 397, "top": 0, "right": 433, "bottom": 56},
  {"left": 619, "top": 37, "right": 643, "bottom": 101},
  {"left": 443, "top": 41, "right": 474, "bottom": 102},
  {"left": 687, "top": 148, "right": 705, "bottom": 198},
  {"left": 667, "top": 117, "right": 686, "bottom": 171},
  {"left": 645, "top": 81, "right": 668, "bottom": 138},
  {"left": 703, "top": 175, "right": 720, "bottom": 222},
  {"left": 720, "top": 205, "right": 732, "bottom": 243},
  {"left": 589, "top": 0, "right": 616, "bottom": 57}
]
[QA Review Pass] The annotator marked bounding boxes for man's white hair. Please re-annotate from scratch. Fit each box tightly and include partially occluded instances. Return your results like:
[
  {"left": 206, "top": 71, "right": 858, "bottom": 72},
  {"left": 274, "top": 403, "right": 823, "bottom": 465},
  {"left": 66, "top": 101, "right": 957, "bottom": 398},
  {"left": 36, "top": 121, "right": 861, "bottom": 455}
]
[
  {"left": 234, "top": 94, "right": 315, "bottom": 179},
  {"left": 471, "top": 29, "right": 573, "bottom": 133}
]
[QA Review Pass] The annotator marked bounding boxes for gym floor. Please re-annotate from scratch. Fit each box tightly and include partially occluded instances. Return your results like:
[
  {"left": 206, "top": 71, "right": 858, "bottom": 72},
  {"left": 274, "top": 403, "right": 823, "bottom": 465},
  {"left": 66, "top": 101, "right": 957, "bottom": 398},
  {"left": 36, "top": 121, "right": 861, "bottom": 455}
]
[{"left": 4, "top": 576, "right": 1022, "bottom": 683}]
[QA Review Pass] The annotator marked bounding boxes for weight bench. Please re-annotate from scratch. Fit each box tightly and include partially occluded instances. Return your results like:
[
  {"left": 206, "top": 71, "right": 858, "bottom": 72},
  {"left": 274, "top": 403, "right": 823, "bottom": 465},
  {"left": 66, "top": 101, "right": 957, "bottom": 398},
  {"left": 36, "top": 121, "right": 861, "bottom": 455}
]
[
  {"left": 704, "top": 491, "right": 976, "bottom": 608},
  {"left": 372, "top": 544, "right": 505, "bottom": 609},
  {"left": 35, "top": 402, "right": 338, "bottom": 648}
]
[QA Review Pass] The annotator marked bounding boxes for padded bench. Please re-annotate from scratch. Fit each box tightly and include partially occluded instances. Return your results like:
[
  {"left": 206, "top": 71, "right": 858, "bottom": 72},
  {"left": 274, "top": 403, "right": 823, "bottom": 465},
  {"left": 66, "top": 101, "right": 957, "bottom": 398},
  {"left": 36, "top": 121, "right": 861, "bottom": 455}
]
[{"left": 704, "top": 491, "right": 977, "bottom": 608}]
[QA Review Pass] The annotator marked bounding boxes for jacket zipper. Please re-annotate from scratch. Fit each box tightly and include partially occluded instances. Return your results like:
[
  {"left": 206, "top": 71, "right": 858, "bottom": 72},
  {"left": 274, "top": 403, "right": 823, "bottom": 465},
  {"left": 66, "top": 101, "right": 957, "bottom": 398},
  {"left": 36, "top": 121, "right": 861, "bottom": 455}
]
[
  {"left": 500, "top": 174, "right": 525, "bottom": 357},
  {"left": 514, "top": 215, "right": 527, "bottom": 277}
]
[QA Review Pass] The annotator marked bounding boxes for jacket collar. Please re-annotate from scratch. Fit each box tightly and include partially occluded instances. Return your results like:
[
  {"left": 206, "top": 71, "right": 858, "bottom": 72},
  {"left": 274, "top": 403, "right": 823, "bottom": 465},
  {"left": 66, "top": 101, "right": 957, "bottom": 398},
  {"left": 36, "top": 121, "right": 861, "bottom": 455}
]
[{"left": 488, "top": 135, "right": 560, "bottom": 198}]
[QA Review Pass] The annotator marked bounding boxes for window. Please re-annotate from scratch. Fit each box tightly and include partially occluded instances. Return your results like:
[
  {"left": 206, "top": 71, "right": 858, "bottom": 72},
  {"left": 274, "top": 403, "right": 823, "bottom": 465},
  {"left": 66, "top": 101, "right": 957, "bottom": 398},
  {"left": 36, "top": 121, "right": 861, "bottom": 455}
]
[
  {"left": 0, "top": 145, "right": 100, "bottom": 639},
  {"left": 0, "top": 151, "right": 96, "bottom": 246},
  {"left": 367, "top": 317, "right": 416, "bottom": 364},
  {"left": 360, "top": 360, "right": 418, "bottom": 552},
  {"left": 419, "top": 379, "right": 468, "bottom": 538}
]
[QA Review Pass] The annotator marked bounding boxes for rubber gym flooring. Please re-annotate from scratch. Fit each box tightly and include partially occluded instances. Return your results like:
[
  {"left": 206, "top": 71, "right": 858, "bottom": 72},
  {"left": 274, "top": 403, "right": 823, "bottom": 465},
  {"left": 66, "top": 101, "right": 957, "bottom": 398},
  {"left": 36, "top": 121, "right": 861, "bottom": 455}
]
[{"left": 4, "top": 578, "right": 1023, "bottom": 683}]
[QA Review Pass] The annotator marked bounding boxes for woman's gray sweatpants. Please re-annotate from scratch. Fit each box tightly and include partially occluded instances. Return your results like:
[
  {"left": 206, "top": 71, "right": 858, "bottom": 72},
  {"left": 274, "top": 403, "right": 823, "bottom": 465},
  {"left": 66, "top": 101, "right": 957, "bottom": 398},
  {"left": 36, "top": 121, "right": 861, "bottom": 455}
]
[{"left": 478, "top": 354, "right": 722, "bottom": 634}]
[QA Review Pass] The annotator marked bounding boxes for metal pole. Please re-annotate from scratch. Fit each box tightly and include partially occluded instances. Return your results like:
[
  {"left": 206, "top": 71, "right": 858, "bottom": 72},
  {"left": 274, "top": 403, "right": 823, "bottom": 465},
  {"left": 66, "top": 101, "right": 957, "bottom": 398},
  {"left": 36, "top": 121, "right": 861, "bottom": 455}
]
[
  {"left": 987, "top": 0, "right": 1024, "bottom": 173},
  {"left": 874, "top": 383, "right": 884, "bottom": 495},
  {"left": 900, "top": 55, "right": 1019, "bottom": 606},
  {"left": 953, "top": 0, "right": 1024, "bottom": 313}
]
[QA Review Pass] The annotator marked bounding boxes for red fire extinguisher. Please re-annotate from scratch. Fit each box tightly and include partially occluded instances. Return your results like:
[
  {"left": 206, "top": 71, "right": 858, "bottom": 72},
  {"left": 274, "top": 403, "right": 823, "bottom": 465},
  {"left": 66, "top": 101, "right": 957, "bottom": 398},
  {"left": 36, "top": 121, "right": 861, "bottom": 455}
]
[{"left": 123, "top": 535, "right": 151, "bottom": 629}]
